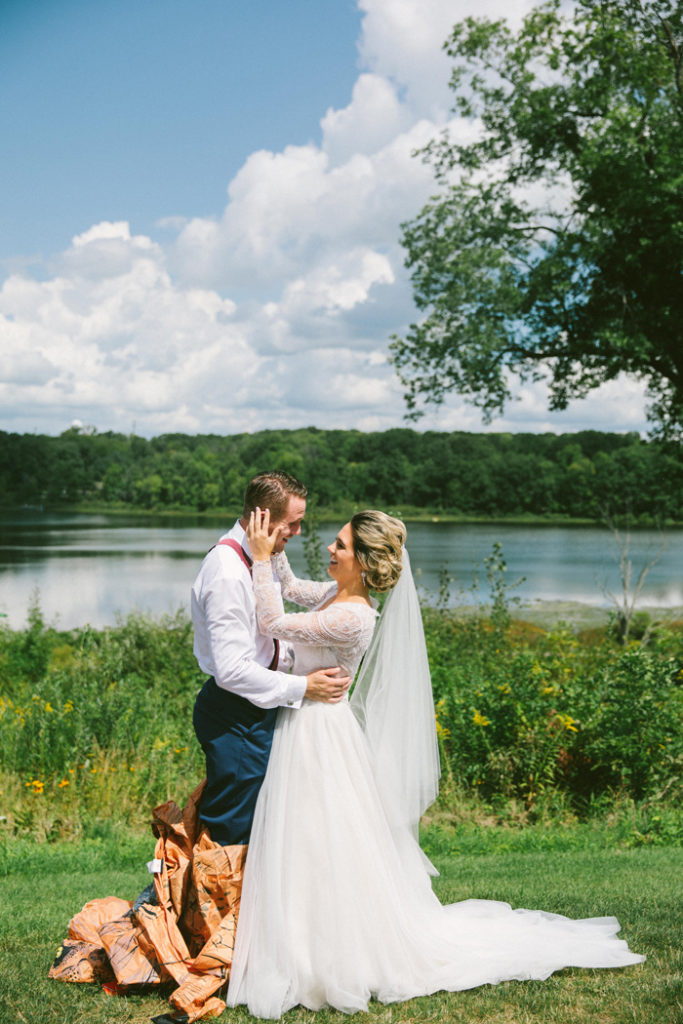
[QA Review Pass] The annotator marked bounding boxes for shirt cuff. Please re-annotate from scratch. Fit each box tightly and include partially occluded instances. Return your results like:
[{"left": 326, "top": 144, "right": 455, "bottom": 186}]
[{"left": 283, "top": 673, "right": 307, "bottom": 709}]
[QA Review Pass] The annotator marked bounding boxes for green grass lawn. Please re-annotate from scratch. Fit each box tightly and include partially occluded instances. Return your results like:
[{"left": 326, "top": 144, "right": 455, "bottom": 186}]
[{"left": 0, "top": 827, "right": 680, "bottom": 1024}]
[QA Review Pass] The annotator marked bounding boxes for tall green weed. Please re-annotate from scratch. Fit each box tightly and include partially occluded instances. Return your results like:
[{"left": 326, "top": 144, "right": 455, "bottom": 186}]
[
  {"left": 426, "top": 607, "right": 682, "bottom": 813},
  {"left": 0, "top": 596, "right": 681, "bottom": 840},
  {"left": 0, "top": 607, "right": 204, "bottom": 838}
]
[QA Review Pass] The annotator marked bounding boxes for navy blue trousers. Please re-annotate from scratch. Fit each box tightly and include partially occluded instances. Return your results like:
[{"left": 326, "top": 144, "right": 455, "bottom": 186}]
[{"left": 193, "top": 677, "right": 277, "bottom": 846}]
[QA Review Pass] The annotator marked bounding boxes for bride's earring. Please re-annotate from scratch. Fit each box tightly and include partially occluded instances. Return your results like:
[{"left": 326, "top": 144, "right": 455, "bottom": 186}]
[{"left": 361, "top": 570, "right": 367, "bottom": 586}]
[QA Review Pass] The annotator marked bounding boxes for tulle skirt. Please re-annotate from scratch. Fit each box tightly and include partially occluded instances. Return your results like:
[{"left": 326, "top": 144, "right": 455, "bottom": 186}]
[{"left": 227, "top": 699, "right": 644, "bottom": 1018}]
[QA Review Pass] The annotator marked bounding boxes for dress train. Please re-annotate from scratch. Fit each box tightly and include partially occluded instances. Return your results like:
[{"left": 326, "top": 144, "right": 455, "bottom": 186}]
[{"left": 227, "top": 696, "right": 644, "bottom": 1018}]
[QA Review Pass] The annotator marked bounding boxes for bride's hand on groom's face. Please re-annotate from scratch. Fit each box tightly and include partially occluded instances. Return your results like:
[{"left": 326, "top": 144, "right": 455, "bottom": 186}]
[{"left": 247, "top": 507, "right": 282, "bottom": 561}]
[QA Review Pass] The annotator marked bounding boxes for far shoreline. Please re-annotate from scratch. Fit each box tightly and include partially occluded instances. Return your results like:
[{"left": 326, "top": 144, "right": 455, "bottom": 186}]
[{"left": 4, "top": 503, "right": 682, "bottom": 530}]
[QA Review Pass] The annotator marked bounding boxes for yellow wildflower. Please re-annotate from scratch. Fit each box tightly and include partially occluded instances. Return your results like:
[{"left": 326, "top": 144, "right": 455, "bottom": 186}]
[
  {"left": 434, "top": 699, "right": 451, "bottom": 740},
  {"left": 473, "top": 709, "right": 491, "bottom": 727},
  {"left": 58, "top": 778, "right": 69, "bottom": 788},
  {"left": 551, "top": 713, "right": 578, "bottom": 733},
  {"left": 44, "top": 702, "right": 54, "bottom": 713},
  {"left": 31, "top": 779, "right": 44, "bottom": 794}
]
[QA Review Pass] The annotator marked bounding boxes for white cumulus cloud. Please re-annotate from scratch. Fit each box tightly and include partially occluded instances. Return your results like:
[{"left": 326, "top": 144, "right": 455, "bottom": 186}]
[{"left": 0, "top": 0, "right": 648, "bottom": 438}]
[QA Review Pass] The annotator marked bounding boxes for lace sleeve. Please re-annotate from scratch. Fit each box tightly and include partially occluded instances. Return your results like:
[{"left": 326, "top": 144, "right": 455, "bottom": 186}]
[
  {"left": 253, "top": 560, "right": 376, "bottom": 653},
  {"left": 271, "top": 552, "right": 336, "bottom": 608}
]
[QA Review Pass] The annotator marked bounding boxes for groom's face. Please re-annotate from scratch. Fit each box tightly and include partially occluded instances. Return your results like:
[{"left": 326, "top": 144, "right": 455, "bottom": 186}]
[{"left": 269, "top": 495, "right": 306, "bottom": 553}]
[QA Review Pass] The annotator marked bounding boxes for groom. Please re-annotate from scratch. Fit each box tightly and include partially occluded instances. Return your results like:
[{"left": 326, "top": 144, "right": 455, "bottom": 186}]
[
  {"left": 166, "top": 472, "right": 350, "bottom": 1020},
  {"left": 192, "top": 469, "right": 350, "bottom": 845}
]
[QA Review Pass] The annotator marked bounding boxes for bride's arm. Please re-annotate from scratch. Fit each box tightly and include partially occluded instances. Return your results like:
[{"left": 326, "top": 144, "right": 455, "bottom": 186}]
[
  {"left": 252, "top": 560, "right": 374, "bottom": 649},
  {"left": 271, "top": 552, "right": 336, "bottom": 608}
]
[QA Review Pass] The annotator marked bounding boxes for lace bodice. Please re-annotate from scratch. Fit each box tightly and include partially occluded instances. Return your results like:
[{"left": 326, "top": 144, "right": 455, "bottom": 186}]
[
  {"left": 271, "top": 553, "right": 335, "bottom": 609},
  {"left": 253, "top": 555, "right": 377, "bottom": 678}
]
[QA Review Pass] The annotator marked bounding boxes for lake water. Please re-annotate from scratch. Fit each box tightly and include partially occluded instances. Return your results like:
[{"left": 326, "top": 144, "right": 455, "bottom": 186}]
[{"left": 0, "top": 511, "right": 681, "bottom": 629}]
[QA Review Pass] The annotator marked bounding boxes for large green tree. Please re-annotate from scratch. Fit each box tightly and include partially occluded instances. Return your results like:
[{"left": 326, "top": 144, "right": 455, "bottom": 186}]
[{"left": 391, "top": 0, "right": 683, "bottom": 438}]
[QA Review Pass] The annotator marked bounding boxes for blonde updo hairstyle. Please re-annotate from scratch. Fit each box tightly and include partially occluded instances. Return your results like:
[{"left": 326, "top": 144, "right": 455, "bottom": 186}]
[{"left": 350, "top": 510, "right": 406, "bottom": 593}]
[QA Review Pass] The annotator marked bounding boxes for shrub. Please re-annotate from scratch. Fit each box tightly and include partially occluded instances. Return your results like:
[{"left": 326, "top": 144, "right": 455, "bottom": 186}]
[
  {"left": 426, "top": 608, "right": 682, "bottom": 812},
  {"left": 0, "top": 598, "right": 680, "bottom": 839}
]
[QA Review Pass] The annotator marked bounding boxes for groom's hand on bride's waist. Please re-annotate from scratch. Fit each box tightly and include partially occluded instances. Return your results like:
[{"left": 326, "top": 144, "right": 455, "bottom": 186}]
[{"left": 305, "top": 667, "right": 352, "bottom": 703}]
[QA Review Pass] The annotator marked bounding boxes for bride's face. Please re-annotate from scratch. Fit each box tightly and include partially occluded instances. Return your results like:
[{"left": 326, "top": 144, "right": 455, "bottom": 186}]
[{"left": 327, "top": 522, "right": 362, "bottom": 587}]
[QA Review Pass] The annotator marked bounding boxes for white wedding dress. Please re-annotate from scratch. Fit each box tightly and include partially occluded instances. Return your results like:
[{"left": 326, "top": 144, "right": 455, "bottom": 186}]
[{"left": 227, "top": 555, "right": 643, "bottom": 1019}]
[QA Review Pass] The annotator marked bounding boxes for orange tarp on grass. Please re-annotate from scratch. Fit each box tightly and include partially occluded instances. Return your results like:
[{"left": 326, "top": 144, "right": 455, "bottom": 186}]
[{"left": 49, "top": 781, "right": 247, "bottom": 1022}]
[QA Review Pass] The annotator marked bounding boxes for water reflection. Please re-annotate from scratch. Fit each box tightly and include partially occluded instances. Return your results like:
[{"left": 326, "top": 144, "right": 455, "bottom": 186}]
[{"left": 0, "top": 513, "right": 681, "bottom": 629}]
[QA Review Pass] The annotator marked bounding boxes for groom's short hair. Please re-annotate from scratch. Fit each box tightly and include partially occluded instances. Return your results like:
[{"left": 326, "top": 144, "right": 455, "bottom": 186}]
[{"left": 243, "top": 471, "right": 308, "bottom": 521}]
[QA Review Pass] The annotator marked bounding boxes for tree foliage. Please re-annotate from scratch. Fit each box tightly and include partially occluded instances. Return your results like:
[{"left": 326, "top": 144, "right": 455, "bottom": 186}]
[
  {"left": 1, "top": 426, "right": 682, "bottom": 521},
  {"left": 391, "top": 0, "right": 683, "bottom": 438}
]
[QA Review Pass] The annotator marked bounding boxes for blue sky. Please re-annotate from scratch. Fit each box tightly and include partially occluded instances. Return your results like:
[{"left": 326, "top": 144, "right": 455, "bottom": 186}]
[
  {"left": 0, "top": 0, "right": 649, "bottom": 438},
  {"left": 1, "top": 0, "right": 360, "bottom": 263}
]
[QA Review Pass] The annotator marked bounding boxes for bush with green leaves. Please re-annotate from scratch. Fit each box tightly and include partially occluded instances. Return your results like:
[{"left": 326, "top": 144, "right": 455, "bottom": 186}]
[
  {"left": 0, "top": 594, "right": 681, "bottom": 839},
  {"left": 427, "top": 608, "right": 682, "bottom": 812},
  {"left": 0, "top": 607, "right": 205, "bottom": 836}
]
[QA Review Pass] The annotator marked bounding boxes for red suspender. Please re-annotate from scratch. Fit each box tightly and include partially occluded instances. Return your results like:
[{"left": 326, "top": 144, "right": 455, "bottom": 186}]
[
  {"left": 268, "top": 640, "right": 280, "bottom": 671},
  {"left": 214, "top": 538, "right": 280, "bottom": 670},
  {"left": 215, "top": 538, "right": 253, "bottom": 573}
]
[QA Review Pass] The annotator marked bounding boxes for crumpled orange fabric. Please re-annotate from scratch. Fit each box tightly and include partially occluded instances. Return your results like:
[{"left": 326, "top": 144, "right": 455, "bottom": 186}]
[{"left": 49, "top": 780, "right": 247, "bottom": 1022}]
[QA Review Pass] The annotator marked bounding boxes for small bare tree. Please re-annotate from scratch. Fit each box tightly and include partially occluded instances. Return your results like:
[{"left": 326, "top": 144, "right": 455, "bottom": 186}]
[{"left": 598, "top": 515, "right": 667, "bottom": 645}]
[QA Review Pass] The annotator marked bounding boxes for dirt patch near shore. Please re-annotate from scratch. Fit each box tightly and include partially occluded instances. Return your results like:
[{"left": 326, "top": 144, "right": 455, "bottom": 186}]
[{"left": 515, "top": 600, "right": 683, "bottom": 631}]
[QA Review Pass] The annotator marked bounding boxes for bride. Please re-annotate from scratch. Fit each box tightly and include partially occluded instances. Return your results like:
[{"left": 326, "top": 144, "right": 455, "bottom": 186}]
[{"left": 227, "top": 508, "right": 643, "bottom": 1018}]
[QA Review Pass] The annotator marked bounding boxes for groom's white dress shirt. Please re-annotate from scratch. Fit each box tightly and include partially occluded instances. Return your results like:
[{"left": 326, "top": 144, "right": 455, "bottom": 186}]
[{"left": 191, "top": 520, "right": 307, "bottom": 710}]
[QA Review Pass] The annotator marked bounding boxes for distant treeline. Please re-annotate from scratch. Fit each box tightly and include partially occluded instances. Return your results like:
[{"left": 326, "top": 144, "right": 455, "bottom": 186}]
[{"left": 2, "top": 426, "right": 682, "bottom": 520}]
